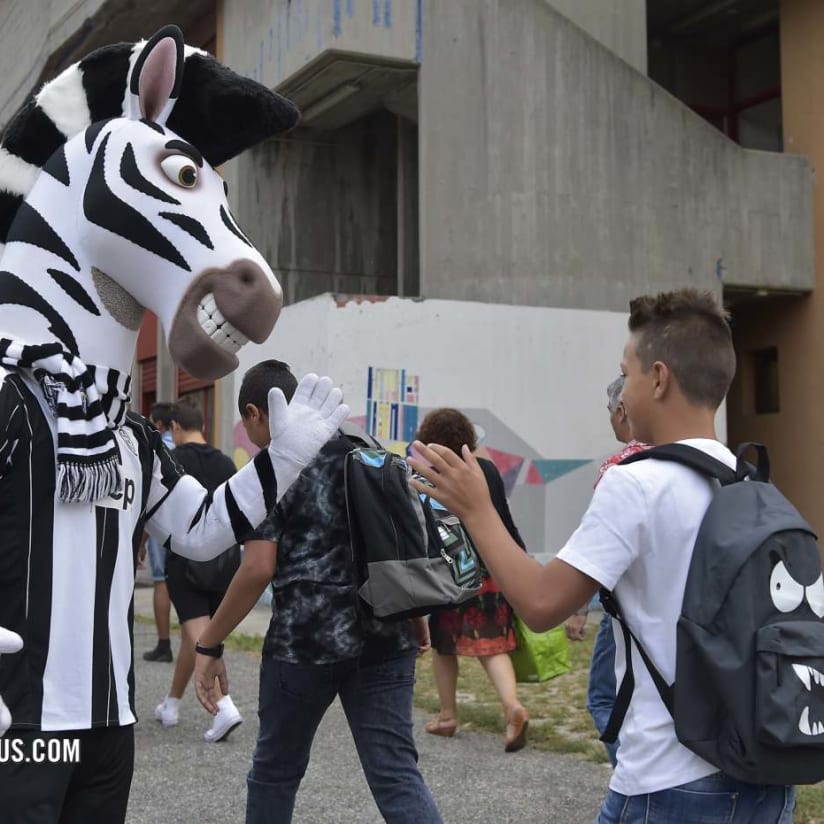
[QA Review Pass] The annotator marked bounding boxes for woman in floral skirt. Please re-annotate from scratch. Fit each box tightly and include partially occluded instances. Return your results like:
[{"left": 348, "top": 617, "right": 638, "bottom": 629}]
[{"left": 415, "top": 409, "right": 529, "bottom": 752}]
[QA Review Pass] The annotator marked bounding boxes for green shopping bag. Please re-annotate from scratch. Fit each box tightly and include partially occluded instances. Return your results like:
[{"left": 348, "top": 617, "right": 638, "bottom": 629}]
[{"left": 510, "top": 616, "right": 570, "bottom": 683}]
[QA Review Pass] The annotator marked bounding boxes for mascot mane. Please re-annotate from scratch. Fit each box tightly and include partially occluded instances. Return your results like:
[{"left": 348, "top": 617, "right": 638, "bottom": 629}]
[{"left": 0, "top": 25, "right": 300, "bottom": 246}]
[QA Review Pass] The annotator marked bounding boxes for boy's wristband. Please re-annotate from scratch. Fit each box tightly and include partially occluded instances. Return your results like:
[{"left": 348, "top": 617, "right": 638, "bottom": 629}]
[{"left": 195, "top": 642, "right": 224, "bottom": 658}]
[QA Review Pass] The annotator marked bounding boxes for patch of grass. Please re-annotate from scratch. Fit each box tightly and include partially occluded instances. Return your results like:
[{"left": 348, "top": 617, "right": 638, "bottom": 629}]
[
  {"left": 224, "top": 632, "right": 265, "bottom": 654},
  {"left": 413, "top": 617, "right": 824, "bottom": 822},
  {"left": 135, "top": 612, "right": 263, "bottom": 655},
  {"left": 797, "top": 784, "right": 824, "bottom": 824}
]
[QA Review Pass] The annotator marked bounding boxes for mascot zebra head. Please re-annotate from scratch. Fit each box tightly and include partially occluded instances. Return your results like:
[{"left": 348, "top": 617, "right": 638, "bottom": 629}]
[{"left": 0, "top": 25, "right": 298, "bottom": 381}]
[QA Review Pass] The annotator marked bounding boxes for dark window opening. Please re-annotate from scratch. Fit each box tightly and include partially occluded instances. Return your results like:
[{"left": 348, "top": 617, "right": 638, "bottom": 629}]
[{"left": 753, "top": 346, "right": 779, "bottom": 414}]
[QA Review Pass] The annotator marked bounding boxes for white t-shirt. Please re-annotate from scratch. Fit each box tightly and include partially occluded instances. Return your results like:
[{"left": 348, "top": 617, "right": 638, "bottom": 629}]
[{"left": 557, "top": 438, "right": 736, "bottom": 796}]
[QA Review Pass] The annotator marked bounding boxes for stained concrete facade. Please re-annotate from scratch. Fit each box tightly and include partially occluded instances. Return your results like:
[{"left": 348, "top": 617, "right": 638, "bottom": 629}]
[
  {"left": 2, "top": 2, "right": 810, "bottom": 312},
  {"left": 541, "top": 0, "right": 648, "bottom": 73},
  {"left": 0, "top": 0, "right": 215, "bottom": 127},
  {"left": 217, "top": 0, "right": 814, "bottom": 316}
]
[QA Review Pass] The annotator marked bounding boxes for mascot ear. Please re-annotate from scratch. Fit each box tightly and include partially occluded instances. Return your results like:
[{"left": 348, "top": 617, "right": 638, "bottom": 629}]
[{"left": 127, "top": 25, "right": 184, "bottom": 125}]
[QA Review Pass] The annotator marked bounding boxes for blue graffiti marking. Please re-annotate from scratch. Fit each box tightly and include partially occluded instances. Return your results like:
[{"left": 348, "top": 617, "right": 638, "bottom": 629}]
[
  {"left": 277, "top": 13, "right": 283, "bottom": 78},
  {"left": 383, "top": 0, "right": 391, "bottom": 28},
  {"left": 415, "top": 0, "right": 422, "bottom": 62},
  {"left": 333, "top": 0, "right": 342, "bottom": 36},
  {"left": 346, "top": 0, "right": 354, "bottom": 17},
  {"left": 373, "top": 0, "right": 380, "bottom": 25}
]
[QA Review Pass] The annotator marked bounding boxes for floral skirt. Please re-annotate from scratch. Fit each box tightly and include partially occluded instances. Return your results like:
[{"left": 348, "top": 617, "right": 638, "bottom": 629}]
[{"left": 428, "top": 576, "right": 516, "bottom": 657}]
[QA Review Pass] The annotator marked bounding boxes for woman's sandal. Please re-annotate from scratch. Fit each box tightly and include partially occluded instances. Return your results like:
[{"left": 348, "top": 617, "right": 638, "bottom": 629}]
[
  {"left": 424, "top": 718, "right": 457, "bottom": 737},
  {"left": 504, "top": 706, "right": 529, "bottom": 752}
]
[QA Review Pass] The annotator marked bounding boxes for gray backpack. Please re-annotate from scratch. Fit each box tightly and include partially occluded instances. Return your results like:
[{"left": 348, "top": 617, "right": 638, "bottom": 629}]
[
  {"left": 602, "top": 443, "right": 824, "bottom": 785},
  {"left": 340, "top": 425, "right": 482, "bottom": 621}
]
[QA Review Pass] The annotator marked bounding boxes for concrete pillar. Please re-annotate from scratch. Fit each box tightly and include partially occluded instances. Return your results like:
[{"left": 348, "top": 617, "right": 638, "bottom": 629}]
[
  {"left": 155, "top": 325, "right": 177, "bottom": 403},
  {"left": 728, "top": 0, "right": 824, "bottom": 535},
  {"left": 396, "top": 117, "right": 419, "bottom": 298}
]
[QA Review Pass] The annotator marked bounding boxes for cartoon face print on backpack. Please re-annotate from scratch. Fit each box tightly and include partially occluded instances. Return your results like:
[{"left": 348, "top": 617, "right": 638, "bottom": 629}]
[
  {"left": 769, "top": 543, "right": 824, "bottom": 619},
  {"left": 767, "top": 535, "right": 824, "bottom": 738}
]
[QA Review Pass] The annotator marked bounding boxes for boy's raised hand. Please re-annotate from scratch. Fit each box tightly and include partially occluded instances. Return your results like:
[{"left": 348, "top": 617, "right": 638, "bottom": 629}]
[
  {"left": 0, "top": 627, "right": 23, "bottom": 736},
  {"left": 267, "top": 374, "right": 350, "bottom": 501},
  {"left": 408, "top": 442, "right": 492, "bottom": 521}
]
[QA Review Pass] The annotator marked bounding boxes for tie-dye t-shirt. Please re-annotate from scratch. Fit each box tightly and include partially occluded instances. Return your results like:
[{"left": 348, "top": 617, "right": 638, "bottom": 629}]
[{"left": 252, "top": 435, "right": 416, "bottom": 665}]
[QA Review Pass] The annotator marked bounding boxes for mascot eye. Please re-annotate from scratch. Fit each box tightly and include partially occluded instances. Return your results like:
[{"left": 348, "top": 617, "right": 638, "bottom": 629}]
[
  {"left": 770, "top": 561, "right": 805, "bottom": 613},
  {"left": 806, "top": 575, "right": 824, "bottom": 619},
  {"left": 160, "top": 155, "right": 198, "bottom": 188}
]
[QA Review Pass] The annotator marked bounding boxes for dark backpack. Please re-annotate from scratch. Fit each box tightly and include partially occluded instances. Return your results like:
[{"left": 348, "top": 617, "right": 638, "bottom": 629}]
[
  {"left": 602, "top": 442, "right": 824, "bottom": 785},
  {"left": 341, "top": 425, "right": 482, "bottom": 621}
]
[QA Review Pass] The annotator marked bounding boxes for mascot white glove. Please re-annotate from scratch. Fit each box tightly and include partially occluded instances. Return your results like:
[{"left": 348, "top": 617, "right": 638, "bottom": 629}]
[
  {"left": 0, "top": 627, "right": 23, "bottom": 736},
  {"left": 267, "top": 374, "right": 349, "bottom": 501}
]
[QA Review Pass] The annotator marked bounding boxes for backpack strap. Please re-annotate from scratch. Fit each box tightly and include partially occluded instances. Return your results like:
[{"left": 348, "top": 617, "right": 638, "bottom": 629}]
[
  {"left": 599, "top": 588, "right": 675, "bottom": 744},
  {"left": 619, "top": 443, "right": 738, "bottom": 486},
  {"left": 736, "top": 442, "right": 770, "bottom": 482},
  {"left": 338, "top": 421, "right": 382, "bottom": 450}
]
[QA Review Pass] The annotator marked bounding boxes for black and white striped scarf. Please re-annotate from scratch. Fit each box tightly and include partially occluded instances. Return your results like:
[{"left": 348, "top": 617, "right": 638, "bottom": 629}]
[{"left": 0, "top": 339, "right": 131, "bottom": 503}]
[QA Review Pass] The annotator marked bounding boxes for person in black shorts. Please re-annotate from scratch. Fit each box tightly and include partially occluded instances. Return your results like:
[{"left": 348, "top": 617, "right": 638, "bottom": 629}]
[{"left": 154, "top": 399, "right": 243, "bottom": 742}]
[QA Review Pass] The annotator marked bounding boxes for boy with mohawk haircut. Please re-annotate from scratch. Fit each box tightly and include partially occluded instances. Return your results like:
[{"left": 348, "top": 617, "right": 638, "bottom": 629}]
[{"left": 410, "top": 289, "right": 795, "bottom": 823}]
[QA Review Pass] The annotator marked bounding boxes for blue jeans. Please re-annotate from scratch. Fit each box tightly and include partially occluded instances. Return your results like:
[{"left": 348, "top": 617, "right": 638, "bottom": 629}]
[
  {"left": 146, "top": 536, "right": 166, "bottom": 582},
  {"left": 597, "top": 773, "right": 795, "bottom": 823},
  {"left": 587, "top": 611, "right": 618, "bottom": 766},
  {"left": 246, "top": 651, "right": 442, "bottom": 824}
]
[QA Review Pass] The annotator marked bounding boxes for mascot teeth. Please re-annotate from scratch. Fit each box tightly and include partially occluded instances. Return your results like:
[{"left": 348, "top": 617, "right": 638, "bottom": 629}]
[
  {"left": 197, "top": 293, "right": 249, "bottom": 354},
  {"left": 793, "top": 664, "right": 824, "bottom": 736}
]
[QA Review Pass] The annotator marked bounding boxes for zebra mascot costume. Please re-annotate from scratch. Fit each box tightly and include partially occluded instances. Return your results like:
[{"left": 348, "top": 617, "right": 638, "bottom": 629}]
[{"left": 0, "top": 25, "right": 347, "bottom": 821}]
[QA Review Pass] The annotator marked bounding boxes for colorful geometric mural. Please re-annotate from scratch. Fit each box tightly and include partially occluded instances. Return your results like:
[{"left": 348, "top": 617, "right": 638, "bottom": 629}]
[
  {"left": 233, "top": 419, "right": 259, "bottom": 468},
  {"left": 366, "top": 367, "right": 420, "bottom": 447},
  {"left": 526, "top": 459, "right": 592, "bottom": 485},
  {"left": 232, "top": 369, "right": 596, "bottom": 497},
  {"left": 482, "top": 446, "right": 526, "bottom": 496}
]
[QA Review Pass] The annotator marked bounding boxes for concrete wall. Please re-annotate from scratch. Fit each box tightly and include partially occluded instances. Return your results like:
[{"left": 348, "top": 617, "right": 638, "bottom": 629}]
[
  {"left": 223, "top": 293, "right": 726, "bottom": 559},
  {"left": 221, "top": 0, "right": 421, "bottom": 87},
  {"left": 0, "top": 0, "right": 214, "bottom": 130},
  {"left": 228, "top": 110, "right": 401, "bottom": 306},
  {"left": 0, "top": 0, "right": 107, "bottom": 126},
  {"left": 418, "top": 0, "right": 814, "bottom": 312},
  {"left": 547, "top": 0, "right": 647, "bottom": 74}
]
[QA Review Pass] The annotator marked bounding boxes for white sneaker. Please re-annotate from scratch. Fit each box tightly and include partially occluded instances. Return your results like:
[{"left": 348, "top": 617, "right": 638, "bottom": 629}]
[
  {"left": 203, "top": 696, "right": 242, "bottom": 743},
  {"left": 154, "top": 697, "right": 179, "bottom": 728}
]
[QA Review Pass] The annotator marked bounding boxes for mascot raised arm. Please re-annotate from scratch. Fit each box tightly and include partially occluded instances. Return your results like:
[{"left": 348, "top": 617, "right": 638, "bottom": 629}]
[{"left": 0, "top": 25, "right": 347, "bottom": 822}]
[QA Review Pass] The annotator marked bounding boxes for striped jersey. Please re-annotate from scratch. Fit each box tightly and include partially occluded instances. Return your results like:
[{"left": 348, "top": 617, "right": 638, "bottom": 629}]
[{"left": 0, "top": 369, "right": 276, "bottom": 731}]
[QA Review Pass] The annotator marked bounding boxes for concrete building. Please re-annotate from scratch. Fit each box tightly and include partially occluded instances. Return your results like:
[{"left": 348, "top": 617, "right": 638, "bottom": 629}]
[{"left": 1, "top": 1, "right": 822, "bottom": 539}]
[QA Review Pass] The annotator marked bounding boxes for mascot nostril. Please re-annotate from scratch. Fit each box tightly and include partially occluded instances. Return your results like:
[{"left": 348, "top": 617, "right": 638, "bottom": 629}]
[{"left": 169, "top": 259, "right": 283, "bottom": 380}]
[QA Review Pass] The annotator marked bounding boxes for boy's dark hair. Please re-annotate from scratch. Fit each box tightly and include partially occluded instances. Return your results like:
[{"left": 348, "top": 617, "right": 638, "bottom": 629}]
[
  {"left": 238, "top": 360, "right": 298, "bottom": 417},
  {"left": 149, "top": 401, "right": 175, "bottom": 429},
  {"left": 170, "top": 399, "right": 203, "bottom": 433},
  {"left": 416, "top": 408, "right": 478, "bottom": 457},
  {"left": 628, "top": 289, "right": 736, "bottom": 409}
]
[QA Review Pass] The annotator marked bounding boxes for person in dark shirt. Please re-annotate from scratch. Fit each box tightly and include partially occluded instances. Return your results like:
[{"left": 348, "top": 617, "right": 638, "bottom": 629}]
[
  {"left": 194, "top": 360, "right": 442, "bottom": 824},
  {"left": 154, "top": 399, "right": 243, "bottom": 742},
  {"left": 141, "top": 402, "right": 176, "bottom": 663}
]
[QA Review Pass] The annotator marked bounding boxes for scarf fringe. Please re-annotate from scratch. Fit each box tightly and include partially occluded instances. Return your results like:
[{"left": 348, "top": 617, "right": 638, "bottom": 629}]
[
  {"left": 0, "top": 338, "right": 130, "bottom": 504},
  {"left": 57, "top": 455, "right": 123, "bottom": 504}
]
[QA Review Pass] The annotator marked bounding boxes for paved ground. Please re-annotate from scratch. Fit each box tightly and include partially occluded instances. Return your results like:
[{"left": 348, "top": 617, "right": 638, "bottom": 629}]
[{"left": 128, "top": 584, "right": 609, "bottom": 824}]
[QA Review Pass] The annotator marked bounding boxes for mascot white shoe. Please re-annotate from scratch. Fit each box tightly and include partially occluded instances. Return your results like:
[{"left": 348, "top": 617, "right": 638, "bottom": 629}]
[{"left": 0, "top": 25, "right": 347, "bottom": 822}]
